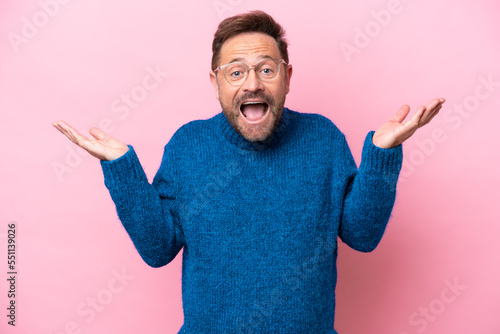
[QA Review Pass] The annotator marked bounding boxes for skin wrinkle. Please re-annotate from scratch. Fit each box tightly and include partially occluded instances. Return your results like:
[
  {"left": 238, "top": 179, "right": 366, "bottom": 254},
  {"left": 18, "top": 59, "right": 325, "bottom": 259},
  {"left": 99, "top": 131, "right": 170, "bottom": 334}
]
[{"left": 226, "top": 54, "right": 275, "bottom": 65}]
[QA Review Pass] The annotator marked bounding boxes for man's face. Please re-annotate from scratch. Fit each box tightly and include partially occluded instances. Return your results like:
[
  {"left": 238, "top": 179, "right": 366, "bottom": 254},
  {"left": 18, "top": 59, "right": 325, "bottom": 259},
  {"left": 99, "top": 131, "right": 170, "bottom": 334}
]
[{"left": 210, "top": 32, "right": 293, "bottom": 142}]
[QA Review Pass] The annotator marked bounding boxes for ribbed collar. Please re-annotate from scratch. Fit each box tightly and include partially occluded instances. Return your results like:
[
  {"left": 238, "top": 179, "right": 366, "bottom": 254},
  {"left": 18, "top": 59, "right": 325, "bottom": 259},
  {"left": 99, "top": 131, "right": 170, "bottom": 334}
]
[{"left": 218, "top": 107, "right": 291, "bottom": 151}]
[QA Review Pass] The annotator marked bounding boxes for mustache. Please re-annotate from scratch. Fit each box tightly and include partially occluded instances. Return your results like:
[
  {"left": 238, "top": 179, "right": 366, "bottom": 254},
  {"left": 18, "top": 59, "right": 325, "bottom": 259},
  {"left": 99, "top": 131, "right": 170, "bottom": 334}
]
[{"left": 236, "top": 92, "right": 274, "bottom": 108}]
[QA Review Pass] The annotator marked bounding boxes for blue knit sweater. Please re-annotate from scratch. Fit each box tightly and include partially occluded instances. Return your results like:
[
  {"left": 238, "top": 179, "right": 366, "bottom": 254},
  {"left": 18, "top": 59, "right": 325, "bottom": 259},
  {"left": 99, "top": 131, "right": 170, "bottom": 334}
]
[{"left": 100, "top": 107, "right": 403, "bottom": 334}]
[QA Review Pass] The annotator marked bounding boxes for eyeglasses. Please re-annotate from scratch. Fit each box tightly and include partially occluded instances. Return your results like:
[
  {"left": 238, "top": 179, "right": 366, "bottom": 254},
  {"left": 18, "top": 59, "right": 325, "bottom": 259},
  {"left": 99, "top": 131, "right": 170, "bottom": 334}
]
[{"left": 214, "top": 58, "right": 287, "bottom": 86}]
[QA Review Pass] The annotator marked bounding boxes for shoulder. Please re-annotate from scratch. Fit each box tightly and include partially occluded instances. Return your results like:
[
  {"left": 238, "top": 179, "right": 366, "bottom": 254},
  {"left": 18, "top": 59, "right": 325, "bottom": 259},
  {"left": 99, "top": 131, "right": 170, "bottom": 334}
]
[
  {"left": 284, "top": 109, "right": 354, "bottom": 169},
  {"left": 174, "top": 115, "right": 214, "bottom": 136},
  {"left": 286, "top": 108, "right": 346, "bottom": 142},
  {"left": 166, "top": 113, "right": 220, "bottom": 146}
]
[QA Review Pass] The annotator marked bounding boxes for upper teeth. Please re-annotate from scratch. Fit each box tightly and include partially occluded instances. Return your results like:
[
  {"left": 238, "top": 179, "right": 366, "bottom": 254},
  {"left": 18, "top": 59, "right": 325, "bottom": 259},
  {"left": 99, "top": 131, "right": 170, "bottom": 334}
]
[{"left": 243, "top": 101, "right": 263, "bottom": 105}]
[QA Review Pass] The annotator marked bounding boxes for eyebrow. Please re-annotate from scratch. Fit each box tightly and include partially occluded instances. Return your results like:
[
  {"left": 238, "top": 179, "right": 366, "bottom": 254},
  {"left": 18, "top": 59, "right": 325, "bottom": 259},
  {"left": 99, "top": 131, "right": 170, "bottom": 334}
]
[{"left": 226, "top": 55, "right": 275, "bottom": 64}]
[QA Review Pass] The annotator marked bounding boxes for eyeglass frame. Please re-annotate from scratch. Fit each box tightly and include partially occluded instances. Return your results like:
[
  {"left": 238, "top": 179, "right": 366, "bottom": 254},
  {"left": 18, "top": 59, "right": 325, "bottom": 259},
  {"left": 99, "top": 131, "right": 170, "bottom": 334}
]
[{"left": 213, "top": 58, "right": 288, "bottom": 86}]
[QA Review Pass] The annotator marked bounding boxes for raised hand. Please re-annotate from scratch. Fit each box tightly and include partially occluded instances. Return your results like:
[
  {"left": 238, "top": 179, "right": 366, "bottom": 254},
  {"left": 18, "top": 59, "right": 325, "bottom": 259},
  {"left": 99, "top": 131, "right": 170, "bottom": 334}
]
[
  {"left": 372, "top": 97, "right": 446, "bottom": 149},
  {"left": 52, "top": 121, "right": 129, "bottom": 161}
]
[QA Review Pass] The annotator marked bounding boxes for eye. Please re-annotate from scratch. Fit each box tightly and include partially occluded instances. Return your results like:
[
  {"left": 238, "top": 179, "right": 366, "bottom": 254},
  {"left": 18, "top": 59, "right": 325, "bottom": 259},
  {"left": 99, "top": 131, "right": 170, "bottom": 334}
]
[
  {"left": 225, "top": 63, "right": 246, "bottom": 80},
  {"left": 257, "top": 61, "right": 277, "bottom": 78},
  {"left": 230, "top": 70, "right": 243, "bottom": 78}
]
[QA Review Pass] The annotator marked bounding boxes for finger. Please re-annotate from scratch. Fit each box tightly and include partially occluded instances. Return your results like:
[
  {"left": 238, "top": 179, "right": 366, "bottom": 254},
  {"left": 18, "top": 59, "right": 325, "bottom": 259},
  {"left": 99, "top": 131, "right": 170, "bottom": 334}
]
[
  {"left": 89, "top": 127, "right": 109, "bottom": 140},
  {"left": 52, "top": 120, "right": 91, "bottom": 146},
  {"left": 52, "top": 120, "right": 70, "bottom": 133},
  {"left": 425, "top": 98, "right": 442, "bottom": 111},
  {"left": 421, "top": 104, "right": 442, "bottom": 126},
  {"left": 398, "top": 98, "right": 444, "bottom": 130},
  {"left": 420, "top": 99, "right": 443, "bottom": 124},
  {"left": 415, "top": 105, "right": 426, "bottom": 119},
  {"left": 53, "top": 120, "right": 78, "bottom": 134},
  {"left": 391, "top": 104, "right": 411, "bottom": 123},
  {"left": 398, "top": 105, "right": 424, "bottom": 132},
  {"left": 409, "top": 105, "right": 426, "bottom": 127},
  {"left": 429, "top": 103, "right": 442, "bottom": 117},
  {"left": 52, "top": 120, "right": 78, "bottom": 141}
]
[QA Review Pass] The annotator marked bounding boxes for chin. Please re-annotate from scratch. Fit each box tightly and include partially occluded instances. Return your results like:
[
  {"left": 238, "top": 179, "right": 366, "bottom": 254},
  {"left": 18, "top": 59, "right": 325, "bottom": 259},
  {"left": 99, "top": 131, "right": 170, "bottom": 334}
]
[
  {"left": 221, "top": 96, "right": 284, "bottom": 142},
  {"left": 237, "top": 109, "right": 280, "bottom": 142}
]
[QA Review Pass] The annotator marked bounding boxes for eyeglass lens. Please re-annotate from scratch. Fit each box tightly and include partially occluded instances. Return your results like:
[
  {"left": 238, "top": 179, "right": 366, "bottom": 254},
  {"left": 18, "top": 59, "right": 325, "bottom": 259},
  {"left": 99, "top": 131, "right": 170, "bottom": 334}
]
[{"left": 223, "top": 59, "right": 280, "bottom": 84}]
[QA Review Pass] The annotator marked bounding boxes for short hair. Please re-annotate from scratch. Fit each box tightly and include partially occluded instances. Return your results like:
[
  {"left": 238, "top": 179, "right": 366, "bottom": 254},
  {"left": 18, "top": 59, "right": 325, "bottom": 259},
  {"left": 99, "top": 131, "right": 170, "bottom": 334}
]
[{"left": 211, "top": 10, "right": 289, "bottom": 71}]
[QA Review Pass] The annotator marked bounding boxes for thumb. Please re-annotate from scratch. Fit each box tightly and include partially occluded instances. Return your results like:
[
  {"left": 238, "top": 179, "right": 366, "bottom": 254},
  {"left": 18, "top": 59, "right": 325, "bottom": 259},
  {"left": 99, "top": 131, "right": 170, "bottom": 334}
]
[
  {"left": 89, "top": 127, "right": 108, "bottom": 140},
  {"left": 391, "top": 105, "right": 411, "bottom": 123}
]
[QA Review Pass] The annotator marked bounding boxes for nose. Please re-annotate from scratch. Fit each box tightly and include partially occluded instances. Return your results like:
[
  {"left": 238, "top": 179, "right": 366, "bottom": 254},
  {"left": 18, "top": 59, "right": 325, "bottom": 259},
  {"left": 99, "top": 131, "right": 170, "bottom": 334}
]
[{"left": 241, "top": 67, "right": 264, "bottom": 92}]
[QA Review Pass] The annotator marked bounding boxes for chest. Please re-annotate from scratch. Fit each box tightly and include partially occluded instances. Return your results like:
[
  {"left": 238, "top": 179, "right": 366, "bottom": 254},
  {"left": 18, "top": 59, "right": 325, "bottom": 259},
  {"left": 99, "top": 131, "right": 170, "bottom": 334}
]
[{"left": 175, "top": 147, "right": 339, "bottom": 261}]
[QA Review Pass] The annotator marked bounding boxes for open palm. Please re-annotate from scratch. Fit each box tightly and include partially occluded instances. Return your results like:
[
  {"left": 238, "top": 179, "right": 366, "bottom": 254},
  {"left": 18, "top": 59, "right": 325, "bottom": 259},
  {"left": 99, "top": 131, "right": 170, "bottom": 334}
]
[
  {"left": 52, "top": 120, "right": 129, "bottom": 161},
  {"left": 372, "top": 97, "right": 445, "bottom": 149}
]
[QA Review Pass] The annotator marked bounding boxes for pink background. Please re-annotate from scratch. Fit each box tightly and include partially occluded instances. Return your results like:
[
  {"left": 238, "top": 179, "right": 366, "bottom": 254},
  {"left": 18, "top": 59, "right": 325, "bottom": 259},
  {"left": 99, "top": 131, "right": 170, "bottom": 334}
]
[{"left": 1, "top": 0, "right": 499, "bottom": 333}]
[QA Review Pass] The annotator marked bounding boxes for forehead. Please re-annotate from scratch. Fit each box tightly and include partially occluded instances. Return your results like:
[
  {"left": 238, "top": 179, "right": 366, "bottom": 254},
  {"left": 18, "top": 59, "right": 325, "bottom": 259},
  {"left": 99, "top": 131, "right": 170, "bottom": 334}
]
[{"left": 219, "top": 32, "right": 281, "bottom": 64}]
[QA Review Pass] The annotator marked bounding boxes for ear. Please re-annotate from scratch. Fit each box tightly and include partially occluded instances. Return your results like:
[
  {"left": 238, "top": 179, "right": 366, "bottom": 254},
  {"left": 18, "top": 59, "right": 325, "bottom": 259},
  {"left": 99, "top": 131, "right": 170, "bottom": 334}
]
[
  {"left": 285, "top": 64, "right": 293, "bottom": 95},
  {"left": 209, "top": 71, "right": 220, "bottom": 100}
]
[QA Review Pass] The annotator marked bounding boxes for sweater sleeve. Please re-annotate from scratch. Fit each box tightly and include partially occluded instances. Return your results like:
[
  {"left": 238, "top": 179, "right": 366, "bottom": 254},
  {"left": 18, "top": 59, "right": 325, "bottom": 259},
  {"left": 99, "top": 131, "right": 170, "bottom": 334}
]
[
  {"left": 100, "top": 140, "right": 185, "bottom": 267},
  {"left": 338, "top": 131, "right": 403, "bottom": 252}
]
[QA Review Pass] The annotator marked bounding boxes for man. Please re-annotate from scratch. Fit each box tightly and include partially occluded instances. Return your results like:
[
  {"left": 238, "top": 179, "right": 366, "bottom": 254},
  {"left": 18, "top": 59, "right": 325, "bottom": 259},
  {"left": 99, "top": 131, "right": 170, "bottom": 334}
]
[{"left": 53, "top": 10, "right": 444, "bottom": 334}]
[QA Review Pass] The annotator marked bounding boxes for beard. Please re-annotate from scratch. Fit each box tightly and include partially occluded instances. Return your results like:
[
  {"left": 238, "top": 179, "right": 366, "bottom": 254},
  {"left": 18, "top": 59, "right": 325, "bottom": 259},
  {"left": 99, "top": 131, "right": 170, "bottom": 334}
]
[{"left": 219, "top": 89, "right": 286, "bottom": 142}]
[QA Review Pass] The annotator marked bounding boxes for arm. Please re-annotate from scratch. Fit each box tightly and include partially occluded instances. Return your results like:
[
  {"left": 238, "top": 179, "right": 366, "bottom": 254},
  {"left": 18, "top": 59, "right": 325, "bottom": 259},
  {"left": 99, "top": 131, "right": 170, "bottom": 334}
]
[
  {"left": 338, "top": 131, "right": 402, "bottom": 252},
  {"left": 52, "top": 121, "right": 184, "bottom": 267},
  {"left": 338, "top": 97, "right": 445, "bottom": 251},
  {"left": 100, "top": 143, "right": 184, "bottom": 267}
]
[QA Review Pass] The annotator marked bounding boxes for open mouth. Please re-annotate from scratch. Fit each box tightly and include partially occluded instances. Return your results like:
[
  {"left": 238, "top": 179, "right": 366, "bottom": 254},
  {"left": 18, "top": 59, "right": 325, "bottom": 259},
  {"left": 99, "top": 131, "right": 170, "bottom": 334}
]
[{"left": 239, "top": 101, "right": 269, "bottom": 123}]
